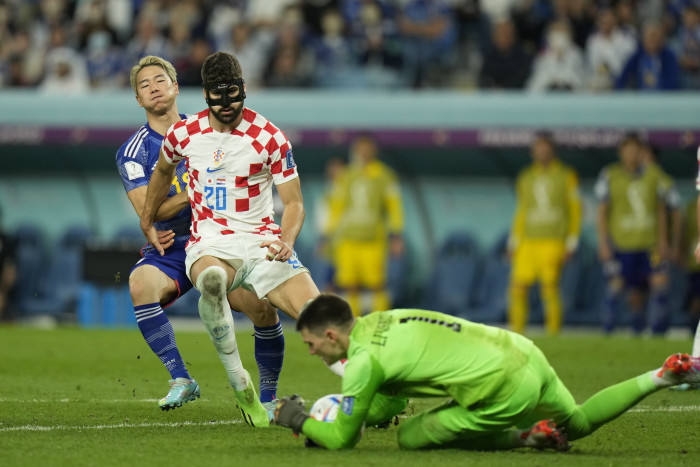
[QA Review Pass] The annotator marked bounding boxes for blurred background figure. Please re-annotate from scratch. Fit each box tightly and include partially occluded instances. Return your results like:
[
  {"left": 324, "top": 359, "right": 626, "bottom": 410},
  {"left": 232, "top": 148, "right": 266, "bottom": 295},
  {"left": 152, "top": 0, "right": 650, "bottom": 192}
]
[
  {"left": 595, "top": 135, "right": 671, "bottom": 335},
  {"left": 527, "top": 18, "right": 586, "bottom": 91},
  {"left": 478, "top": 17, "right": 533, "bottom": 89},
  {"left": 586, "top": 7, "right": 637, "bottom": 91},
  {"left": 507, "top": 133, "right": 582, "bottom": 335},
  {"left": 682, "top": 196, "right": 700, "bottom": 341},
  {"left": 673, "top": 5, "right": 700, "bottom": 89},
  {"left": 639, "top": 142, "right": 682, "bottom": 265},
  {"left": 396, "top": 0, "right": 457, "bottom": 88},
  {"left": 263, "top": 6, "right": 315, "bottom": 88},
  {"left": 0, "top": 207, "right": 17, "bottom": 322},
  {"left": 39, "top": 45, "right": 90, "bottom": 94},
  {"left": 616, "top": 21, "right": 681, "bottom": 90},
  {"left": 314, "top": 157, "right": 347, "bottom": 293},
  {"left": 328, "top": 134, "right": 404, "bottom": 316}
]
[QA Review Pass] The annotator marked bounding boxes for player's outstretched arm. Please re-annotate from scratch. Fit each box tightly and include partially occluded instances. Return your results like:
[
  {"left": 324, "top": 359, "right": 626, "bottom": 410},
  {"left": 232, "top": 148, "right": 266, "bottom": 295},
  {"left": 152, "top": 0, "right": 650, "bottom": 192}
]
[{"left": 141, "top": 152, "right": 177, "bottom": 255}]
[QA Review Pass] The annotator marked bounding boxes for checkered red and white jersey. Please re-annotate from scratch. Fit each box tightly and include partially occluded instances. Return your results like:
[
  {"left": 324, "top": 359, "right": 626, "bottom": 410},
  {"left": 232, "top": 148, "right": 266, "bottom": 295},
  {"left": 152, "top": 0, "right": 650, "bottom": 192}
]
[{"left": 161, "top": 107, "right": 298, "bottom": 247}]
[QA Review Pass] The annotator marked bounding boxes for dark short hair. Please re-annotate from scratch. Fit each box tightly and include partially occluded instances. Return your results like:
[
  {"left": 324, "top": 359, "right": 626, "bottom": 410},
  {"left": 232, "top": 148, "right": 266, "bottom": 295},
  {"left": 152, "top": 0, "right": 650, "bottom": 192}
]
[
  {"left": 296, "top": 294, "right": 354, "bottom": 334},
  {"left": 618, "top": 132, "right": 642, "bottom": 149},
  {"left": 201, "top": 51, "right": 243, "bottom": 84}
]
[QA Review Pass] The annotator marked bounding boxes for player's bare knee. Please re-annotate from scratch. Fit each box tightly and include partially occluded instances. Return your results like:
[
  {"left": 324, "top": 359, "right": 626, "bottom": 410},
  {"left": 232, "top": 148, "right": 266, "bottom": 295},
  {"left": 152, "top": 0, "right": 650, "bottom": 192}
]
[{"left": 129, "top": 277, "right": 156, "bottom": 304}]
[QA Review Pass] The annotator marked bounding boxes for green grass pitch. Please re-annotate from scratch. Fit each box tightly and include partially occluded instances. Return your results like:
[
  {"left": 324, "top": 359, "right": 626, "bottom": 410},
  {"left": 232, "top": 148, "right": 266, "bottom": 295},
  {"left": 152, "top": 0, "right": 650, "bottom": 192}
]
[{"left": 1, "top": 322, "right": 699, "bottom": 466}]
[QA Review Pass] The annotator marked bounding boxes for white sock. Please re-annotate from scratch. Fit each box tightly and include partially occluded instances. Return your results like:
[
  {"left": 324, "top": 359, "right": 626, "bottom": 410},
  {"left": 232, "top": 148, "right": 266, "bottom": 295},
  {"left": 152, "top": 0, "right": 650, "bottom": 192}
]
[
  {"left": 692, "top": 321, "right": 700, "bottom": 358},
  {"left": 197, "top": 266, "right": 248, "bottom": 391}
]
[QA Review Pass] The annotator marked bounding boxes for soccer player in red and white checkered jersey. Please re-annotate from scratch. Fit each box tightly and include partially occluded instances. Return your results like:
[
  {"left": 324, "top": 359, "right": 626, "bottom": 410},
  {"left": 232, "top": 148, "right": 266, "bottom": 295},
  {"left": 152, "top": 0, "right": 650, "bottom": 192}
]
[
  {"left": 140, "top": 52, "right": 344, "bottom": 425},
  {"left": 120, "top": 56, "right": 285, "bottom": 416}
]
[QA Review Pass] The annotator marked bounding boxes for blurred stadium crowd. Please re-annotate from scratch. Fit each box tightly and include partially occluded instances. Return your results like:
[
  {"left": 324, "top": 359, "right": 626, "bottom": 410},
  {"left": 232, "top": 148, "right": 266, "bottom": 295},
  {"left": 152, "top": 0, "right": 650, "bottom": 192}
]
[{"left": 0, "top": 0, "right": 699, "bottom": 92}]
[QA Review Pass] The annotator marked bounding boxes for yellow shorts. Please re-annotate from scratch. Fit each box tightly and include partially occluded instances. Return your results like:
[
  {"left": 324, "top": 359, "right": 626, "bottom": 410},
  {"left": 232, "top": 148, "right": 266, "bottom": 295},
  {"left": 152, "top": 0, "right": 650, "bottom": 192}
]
[
  {"left": 511, "top": 239, "right": 566, "bottom": 287},
  {"left": 334, "top": 239, "right": 387, "bottom": 289}
]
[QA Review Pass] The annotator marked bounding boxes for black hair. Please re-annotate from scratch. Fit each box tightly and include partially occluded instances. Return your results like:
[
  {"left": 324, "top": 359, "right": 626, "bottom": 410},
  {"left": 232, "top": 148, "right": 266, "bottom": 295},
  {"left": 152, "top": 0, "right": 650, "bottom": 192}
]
[
  {"left": 201, "top": 51, "right": 243, "bottom": 84},
  {"left": 296, "top": 294, "right": 354, "bottom": 334}
]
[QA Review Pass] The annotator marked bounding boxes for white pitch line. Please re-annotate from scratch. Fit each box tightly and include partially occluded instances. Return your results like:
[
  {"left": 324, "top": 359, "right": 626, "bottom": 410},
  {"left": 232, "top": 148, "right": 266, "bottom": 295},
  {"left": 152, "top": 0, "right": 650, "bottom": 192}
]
[
  {"left": 2, "top": 405, "right": 698, "bottom": 433},
  {"left": 0, "top": 398, "right": 163, "bottom": 403},
  {"left": 0, "top": 419, "right": 242, "bottom": 433},
  {"left": 628, "top": 405, "right": 700, "bottom": 413}
]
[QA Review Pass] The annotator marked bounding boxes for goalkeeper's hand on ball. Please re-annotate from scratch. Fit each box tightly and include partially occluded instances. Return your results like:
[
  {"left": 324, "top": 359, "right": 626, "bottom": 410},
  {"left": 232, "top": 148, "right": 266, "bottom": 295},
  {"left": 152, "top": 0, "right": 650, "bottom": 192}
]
[{"left": 274, "top": 394, "right": 309, "bottom": 436}]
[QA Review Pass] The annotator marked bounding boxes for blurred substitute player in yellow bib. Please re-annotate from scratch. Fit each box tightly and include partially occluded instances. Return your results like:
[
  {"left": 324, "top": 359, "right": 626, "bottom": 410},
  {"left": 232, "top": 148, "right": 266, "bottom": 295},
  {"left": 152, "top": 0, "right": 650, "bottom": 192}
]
[
  {"left": 328, "top": 134, "right": 404, "bottom": 316},
  {"left": 595, "top": 135, "right": 670, "bottom": 335},
  {"left": 507, "top": 133, "right": 582, "bottom": 335}
]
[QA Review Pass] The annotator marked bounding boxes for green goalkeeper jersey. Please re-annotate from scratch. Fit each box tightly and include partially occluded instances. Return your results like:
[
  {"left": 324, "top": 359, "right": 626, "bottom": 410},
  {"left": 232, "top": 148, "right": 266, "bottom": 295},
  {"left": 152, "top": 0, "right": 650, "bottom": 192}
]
[{"left": 302, "top": 309, "right": 536, "bottom": 449}]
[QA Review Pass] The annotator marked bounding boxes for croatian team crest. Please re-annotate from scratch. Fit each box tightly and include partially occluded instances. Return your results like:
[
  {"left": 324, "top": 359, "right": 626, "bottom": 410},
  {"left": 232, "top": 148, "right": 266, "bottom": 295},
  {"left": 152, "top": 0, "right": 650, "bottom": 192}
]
[{"left": 213, "top": 149, "right": 224, "bottom": 166}]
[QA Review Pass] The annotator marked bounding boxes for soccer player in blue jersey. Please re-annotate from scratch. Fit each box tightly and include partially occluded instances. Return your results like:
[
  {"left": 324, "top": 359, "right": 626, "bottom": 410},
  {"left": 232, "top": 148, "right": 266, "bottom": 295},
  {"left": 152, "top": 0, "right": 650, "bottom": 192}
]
[{"left": 116, "top": 56, "right": 285, "bottom": 413}]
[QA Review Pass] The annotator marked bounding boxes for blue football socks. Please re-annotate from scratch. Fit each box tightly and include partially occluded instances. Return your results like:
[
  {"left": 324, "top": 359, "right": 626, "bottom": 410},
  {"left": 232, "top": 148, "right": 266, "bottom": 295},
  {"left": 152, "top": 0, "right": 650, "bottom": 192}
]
[
  {"left": 135, "top": 303, "right": 190, "bottom": 380},
  {"left": 254, "top": 322, "right": 285, "bottom": 402}
]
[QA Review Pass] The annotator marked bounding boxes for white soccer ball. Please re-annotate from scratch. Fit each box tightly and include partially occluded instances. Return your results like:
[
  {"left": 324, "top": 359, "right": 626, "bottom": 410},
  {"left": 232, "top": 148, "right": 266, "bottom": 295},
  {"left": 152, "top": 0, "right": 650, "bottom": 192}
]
[
  {"left": 309, "top": 394, "right": 343, "bottom": 422},
  {"left": 306, "top": 394, "right": 364, "bottom": 449}
]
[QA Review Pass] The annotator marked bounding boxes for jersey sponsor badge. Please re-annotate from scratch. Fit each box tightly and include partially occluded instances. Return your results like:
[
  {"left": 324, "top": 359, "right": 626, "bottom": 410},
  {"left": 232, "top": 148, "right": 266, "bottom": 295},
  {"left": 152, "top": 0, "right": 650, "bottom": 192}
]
[
  {"left": 124, "top": 161, "right": 145, "bottom": 180},
  {"left": 341, "top": 396, "right": 355, "bottom": 416},
  {"left": 285, "top": 149, "right": 296, "bottom": 169}
]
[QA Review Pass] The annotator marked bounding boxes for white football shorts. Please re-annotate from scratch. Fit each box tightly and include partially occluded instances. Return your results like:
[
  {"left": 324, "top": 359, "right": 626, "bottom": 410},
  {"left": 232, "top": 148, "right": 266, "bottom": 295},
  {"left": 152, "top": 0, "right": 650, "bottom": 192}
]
[{"left": 184, "top": 233, "right": 309, "bottom": 299}]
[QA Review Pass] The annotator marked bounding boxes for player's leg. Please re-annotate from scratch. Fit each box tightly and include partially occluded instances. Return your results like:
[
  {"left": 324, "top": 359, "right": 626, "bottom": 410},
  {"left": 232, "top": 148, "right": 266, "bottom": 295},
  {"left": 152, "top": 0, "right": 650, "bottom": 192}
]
[
  {"left": 129, "top": 262, "right": 199, "bottom": 410},
  {"left": 265, "top": 272, "right": 350, "bottom": 376},
  {"left": 266, "top": 271, "right": 320, "bottom": 319},
  {"left": 625, "top": 253, "right": 649, "bottom": 334},
  {"left": 365, "top": 393, "right": 408, "bottom": 427},
  {"left": 602, "top": 252, "right": 625, "bottom": 333},
  {"left": 648, "top": 257, "right": 670, "bottom": 335},
  {"left": 687, "top": 273, "right": 700, "bottom": 357},
  {"left": 539, "top": 241, "right": 565, "bottom": 336},
  {"left": 228, "top": 287, "right": 284, "bottom": 418},
  {"left": 359, "top": 239, "right": 391, "bottom": 313},
  {"left": 396, "top": 380, "right": 545, "bottom": 451},
  {"left": 528, "top": 345, "right": 700, "bottom": 441},
  {"left": 508, "top": 242, "right": 536, "bottom": 334},
  {"left": 189, "top": 255, "right": 269, "bottom": 426},
  {"left": 333, "top": 239, "right": 362, "bottom": 316}
]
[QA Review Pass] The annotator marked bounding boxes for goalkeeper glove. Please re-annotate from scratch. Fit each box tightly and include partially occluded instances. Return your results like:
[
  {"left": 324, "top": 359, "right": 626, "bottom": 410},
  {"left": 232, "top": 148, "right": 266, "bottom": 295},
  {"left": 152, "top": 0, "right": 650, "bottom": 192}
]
[{"left": 274, "top": 394, "right": 309, "bottom": 436}]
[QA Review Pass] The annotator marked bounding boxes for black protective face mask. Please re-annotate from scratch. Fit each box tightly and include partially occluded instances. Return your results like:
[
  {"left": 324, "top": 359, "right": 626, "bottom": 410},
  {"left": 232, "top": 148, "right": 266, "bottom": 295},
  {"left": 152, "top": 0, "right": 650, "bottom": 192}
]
[{"left": 203, "top": 78, "right": 246, "bottom": 107}]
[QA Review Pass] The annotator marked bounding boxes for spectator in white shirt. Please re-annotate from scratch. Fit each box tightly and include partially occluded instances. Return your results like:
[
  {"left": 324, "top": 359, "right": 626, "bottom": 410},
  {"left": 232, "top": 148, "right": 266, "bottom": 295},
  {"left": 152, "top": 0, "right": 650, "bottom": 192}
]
[
  {"left": 586, "top": 8, "right": 637, "bottom": 91},
  {"left": 527, "top": 18, "right": 586, "bottom": 92}
]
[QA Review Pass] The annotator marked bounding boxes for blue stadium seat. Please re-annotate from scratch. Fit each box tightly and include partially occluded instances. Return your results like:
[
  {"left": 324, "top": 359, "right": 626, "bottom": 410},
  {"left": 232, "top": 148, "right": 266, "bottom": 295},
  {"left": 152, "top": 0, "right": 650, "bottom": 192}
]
[
  {"left": 13, "top": 223, "right": 47, "bottom": 315},
  {"left": 112, "top": 225, "right": 146, "bottom": 248},
  {"left": 423, "top": 231, "right": 480, "bottom": 318},
  {"left": 469, "top": 232, "right": 510, "bottom": 324},
  {"left": 165, "top": 288, "right": 201, "bottom": 317},
  {"left": 21, "top": 225, "right": 94, "bottom": 317}
]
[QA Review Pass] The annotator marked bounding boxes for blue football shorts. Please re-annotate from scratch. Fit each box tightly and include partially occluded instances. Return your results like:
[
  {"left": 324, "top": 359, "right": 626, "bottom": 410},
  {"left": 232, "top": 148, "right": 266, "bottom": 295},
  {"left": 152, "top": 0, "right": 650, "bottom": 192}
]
[{"left": 131, "top": 244, "right": 193, "bottom": 307}]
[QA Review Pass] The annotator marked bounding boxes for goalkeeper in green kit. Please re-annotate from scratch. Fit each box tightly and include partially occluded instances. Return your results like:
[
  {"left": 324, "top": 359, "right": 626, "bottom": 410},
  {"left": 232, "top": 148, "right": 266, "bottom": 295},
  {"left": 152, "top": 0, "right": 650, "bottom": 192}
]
[{"left": 274, "top": 294, "right": 700, "bottom": 450}]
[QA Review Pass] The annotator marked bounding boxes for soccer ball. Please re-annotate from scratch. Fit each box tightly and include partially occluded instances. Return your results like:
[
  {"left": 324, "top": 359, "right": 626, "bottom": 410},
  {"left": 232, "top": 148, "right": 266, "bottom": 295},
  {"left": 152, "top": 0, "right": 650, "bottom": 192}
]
[
  {"left": 309, "top": 394, "right": 343, "bottom": 422},
  {"left": 306, "top": 394, "right": 364, "bottom": 448}
]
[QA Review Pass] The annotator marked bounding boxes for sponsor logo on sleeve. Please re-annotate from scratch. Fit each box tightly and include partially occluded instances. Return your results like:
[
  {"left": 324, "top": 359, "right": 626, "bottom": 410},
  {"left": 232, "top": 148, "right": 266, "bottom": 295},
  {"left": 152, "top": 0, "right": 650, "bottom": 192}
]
[
  {"left": 341, "top": 396, "right": 355, "bottom": 416},
  {"left": 125, "top": 161, "right": 145, "bottom": 180},
  {"left": 285, "top": 149, "right": 296, "bottom": 169}
]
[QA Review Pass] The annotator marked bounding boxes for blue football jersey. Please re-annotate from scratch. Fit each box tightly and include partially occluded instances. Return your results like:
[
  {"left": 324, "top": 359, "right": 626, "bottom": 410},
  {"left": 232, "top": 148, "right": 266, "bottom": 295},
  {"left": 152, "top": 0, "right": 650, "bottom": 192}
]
[{"left": 116, "top": 116, "right": 191, "bottom": 251}]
